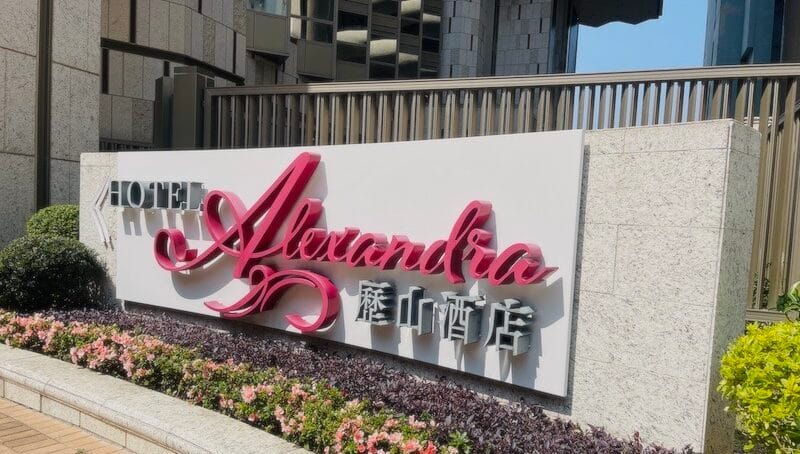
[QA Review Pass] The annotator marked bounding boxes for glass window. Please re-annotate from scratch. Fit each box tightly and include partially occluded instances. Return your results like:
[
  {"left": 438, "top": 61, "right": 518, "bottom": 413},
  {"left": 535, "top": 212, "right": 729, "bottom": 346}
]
[
  {"left": 420, "top": 67, "right": 438, "bottom": 78},
  {"left": 422, "top": 13, "right": 440, "bottom": 39},
  {"left": 292, "top": 0, "right": 333, "bottom": 20},
  {"left": 401, "top": 19, "right": 419, "bottom": 35},
  {"left": 370, "top": 38, "right": 397, "bottom": 64},
  {"left": 401, "top": 0, "right": 421, "bottom": 19},
  {"left": 248, "top": 0, "right": 288, "bottom": 16},
  {"left": 398, "top": 52, "right": 418, "bottom": 78},
  {"left": 370, "top": 62, "right": 395, "bottom": 79},
  {"left": 291, "top": 18, "right": 333, "bottom": 42},
  {"left": 372, "top": 0, "right": 398, "bottom": 17},
  {"left": 290, "top": 0, "right": 334, "bottom": 43},
  {"left": 422, "top": 37, "right": 438, "bottom": 52},
  {"left": 337, "top": 43, "right": 367, "bottom": 64},
  {"left": 290, "top": 17, "right": 302, "bottom": 39},
  {"left": 399, "top": 62, "right": 418, "bottom": 78},
  {"left": 309, "top": 22, "right": 333, "bottom": 42},
  {"left": 338, "top": 11, "right": 368, "bottom": 31}
]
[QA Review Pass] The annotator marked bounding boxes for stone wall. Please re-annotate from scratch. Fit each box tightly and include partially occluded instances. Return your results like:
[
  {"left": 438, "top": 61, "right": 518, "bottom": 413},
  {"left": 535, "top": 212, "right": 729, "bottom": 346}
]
[
  {"left": 79, "top": 120, "right": 761, "bottom": 452},
  {"left": 0, "top": 2, "right": 39, "bottom": 245},
  {"left": 440, "top": 0, "right": 496, "bottom": 77},
  {"left": 495, "top": 0, "right": 553, "bottom": 75},
  {"left": 51, "top": 0, "right": 102, "bottom": 205},
  {"left": 0, "top": 1, "right": 100, "bottom": 246}
]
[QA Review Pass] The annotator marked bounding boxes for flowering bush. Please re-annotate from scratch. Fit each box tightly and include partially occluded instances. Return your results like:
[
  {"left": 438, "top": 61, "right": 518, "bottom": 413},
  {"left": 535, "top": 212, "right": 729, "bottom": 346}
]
[
  {"left": 48, "top": 309, "right": 691, "bottom": 454},
  {"left": 0, "top": 311, "right": 464, "bottom": 453}
]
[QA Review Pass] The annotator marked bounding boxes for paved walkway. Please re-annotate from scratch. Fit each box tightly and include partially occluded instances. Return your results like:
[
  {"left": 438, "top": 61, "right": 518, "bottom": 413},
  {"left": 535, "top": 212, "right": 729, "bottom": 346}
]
[{"left": 0, "top": 399, "right": 129, "bottom": 454}]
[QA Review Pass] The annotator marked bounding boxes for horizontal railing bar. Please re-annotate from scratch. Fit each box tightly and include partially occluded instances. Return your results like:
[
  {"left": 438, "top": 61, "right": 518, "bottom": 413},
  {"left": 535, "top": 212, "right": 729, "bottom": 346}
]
[
  {"left": 208, "top": 64, "right": 800, "bottom": 96},
  {"left": 746, "top": 309, "right": 792, "bottom": 324}
]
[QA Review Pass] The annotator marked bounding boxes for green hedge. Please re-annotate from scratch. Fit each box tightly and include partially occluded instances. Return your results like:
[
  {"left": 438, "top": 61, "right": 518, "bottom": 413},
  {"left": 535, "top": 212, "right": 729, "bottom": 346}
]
[
  {"left": 0, "top": 235, "right": 105, "bottom": 311},
  {"left": 26, "top": 204, "right": 79, "bottom": 239},
  {"left": 718, "top": 321, "right": 800, "bottom": 452}
]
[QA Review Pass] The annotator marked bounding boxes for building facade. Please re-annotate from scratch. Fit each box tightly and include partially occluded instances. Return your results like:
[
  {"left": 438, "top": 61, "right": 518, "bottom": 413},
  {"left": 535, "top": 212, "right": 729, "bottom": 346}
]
[
  {"left": 0, "top": 0, "right": 661, "bottom": 247},
  {"left": 704, "top": 0, "right": 800, "bottom": 66}
]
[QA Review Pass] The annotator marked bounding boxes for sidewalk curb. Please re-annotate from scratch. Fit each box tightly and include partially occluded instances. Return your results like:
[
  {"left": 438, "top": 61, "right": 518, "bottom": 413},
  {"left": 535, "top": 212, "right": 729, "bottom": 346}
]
[{"left": 0, "top": 344, "right": 311, "bottom": 454}]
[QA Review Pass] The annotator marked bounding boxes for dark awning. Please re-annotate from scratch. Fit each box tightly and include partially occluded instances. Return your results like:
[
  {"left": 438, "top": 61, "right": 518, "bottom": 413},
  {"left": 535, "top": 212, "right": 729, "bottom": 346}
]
[{"left": 572, "top": 0, "right": 664, "bottom": 27}]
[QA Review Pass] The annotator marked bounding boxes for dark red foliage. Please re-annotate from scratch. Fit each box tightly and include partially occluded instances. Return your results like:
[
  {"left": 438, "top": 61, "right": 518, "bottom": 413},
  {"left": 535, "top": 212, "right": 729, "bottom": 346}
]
[{"left": 44, "top": 308, "right": 693, "bottom": 454}]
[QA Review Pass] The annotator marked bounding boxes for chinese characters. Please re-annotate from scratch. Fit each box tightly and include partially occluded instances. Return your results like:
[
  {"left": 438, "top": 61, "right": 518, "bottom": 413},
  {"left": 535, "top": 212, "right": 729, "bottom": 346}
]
[{"left": 356, "top": 280, "right": 535, "bottom": 356}]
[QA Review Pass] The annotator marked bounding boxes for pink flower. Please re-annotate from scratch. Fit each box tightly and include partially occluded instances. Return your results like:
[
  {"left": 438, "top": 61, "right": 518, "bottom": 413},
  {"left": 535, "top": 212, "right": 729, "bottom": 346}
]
[
  {"left": 241, "top": 385, "right": 256, "bottom": 403},
  {"left": 408, "top": 415, "right": 427, "bottom": 430},
  {"left": 289, "top": 383, "right": 308, "bottom": 402},
  {"left": 402, "top": 440, "right": 422, "bottom": 454},
  {"left": 247, "top": 413, "right": 259, "bottom": 422},
  {"left": 353, "top": 430, "right": 365, "bottom": 444},
  {"left": 421, "top": 442, "right": 437, "bottom": 454},
  {"left": 383, "top": 418, "right": 399, "bottom": 430},
  {"left": 389, "top": 432, "right": 403, "bottom": 444}
]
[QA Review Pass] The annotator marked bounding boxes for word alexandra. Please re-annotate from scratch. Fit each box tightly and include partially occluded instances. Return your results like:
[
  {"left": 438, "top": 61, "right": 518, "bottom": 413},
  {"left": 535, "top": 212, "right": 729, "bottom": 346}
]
[{"left": 154, "top": 152, "right": 556, "bottom": 333}]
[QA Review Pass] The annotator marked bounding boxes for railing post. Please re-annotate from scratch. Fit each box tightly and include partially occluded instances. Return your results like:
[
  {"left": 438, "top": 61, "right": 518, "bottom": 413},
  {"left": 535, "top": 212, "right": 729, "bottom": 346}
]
[{"left": 172, "top": 66, "right": 215, "bottom": 149}]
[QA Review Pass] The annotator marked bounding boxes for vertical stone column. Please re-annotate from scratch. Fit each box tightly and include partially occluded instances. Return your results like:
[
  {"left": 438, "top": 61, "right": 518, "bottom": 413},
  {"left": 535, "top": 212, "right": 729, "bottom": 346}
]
[
  {"left": 440, "top": 0, "right": 495, "bottom": 77},
  {"left": 79, "top": 152, "right": 118, "bottom": 301},
  {"left": 0, "top": 3, "right": 40, "bottom": 245},
  {"left": 0, "top": 0, "right": 100, "bottom": 246},
  {"left": 495, "top": 0, "right": 553, "bottom": 75},
  {"left": 572, "top": 120, "right": 761, "bottom": 452},
  {"left": 50, "top": 0, "right": 102, "bottom": 205}
]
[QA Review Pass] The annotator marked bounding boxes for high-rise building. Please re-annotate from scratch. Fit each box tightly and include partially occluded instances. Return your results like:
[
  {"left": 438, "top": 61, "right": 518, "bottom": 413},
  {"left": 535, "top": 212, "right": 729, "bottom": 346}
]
[{"left": 704, "top": 0, "right": 800, "bottom": 66}]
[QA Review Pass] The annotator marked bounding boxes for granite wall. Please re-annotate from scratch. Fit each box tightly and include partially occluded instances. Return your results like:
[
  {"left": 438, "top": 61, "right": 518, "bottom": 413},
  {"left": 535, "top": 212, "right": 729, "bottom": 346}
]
[
  {"left": 0, "top": 0, "right": 100, "bottom": 246},
  {"left": 51, "top": 0, "right": 102, "bottom": 205},
  {"left": 79, "top": 120, "right": 761, "bottom": 452},
  {"left": 0, "top": 2, "right": 39, "bottom": 246}
]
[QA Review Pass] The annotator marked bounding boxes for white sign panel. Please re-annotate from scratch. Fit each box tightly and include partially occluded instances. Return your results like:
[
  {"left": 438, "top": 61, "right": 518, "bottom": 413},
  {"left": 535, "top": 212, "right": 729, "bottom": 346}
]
[{"left": 115, "top": 131, "right": 584, "bottom": 396}]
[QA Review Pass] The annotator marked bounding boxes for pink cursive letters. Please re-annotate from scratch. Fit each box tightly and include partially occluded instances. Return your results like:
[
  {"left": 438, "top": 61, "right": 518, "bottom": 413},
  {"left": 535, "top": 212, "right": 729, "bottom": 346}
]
[{"left": 154, "top": 152, "right": 556, "bottom": 332}]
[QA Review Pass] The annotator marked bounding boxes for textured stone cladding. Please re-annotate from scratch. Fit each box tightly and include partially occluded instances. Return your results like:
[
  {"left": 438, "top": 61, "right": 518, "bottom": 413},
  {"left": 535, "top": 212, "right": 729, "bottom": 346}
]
[
  {"left": 52, "top": 0, "right": 102, "bottom": 206},
  {"left": 0, "top": 1, "right": 100, "bottom": 246},
  {"left": 0, "top": 1, "right": 39, "bottom": 246},
  {"left": 494, "top": 0, "right": 553, "bottom": 75},
  {"left": 440, "top": 0, "right": 496, "bottom": 77},
  {"left": 79, "top": 120, "right": 761, "bottom": 452}
]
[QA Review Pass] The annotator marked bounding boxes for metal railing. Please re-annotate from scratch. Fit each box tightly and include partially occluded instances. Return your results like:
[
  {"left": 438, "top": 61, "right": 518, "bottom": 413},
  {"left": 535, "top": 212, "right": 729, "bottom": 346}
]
[
  {"left": 204, "top": 63, "right": 800, "bottom": 311},
  {"left": 99, "top": 138, "right": 154, "bottom": 152}
]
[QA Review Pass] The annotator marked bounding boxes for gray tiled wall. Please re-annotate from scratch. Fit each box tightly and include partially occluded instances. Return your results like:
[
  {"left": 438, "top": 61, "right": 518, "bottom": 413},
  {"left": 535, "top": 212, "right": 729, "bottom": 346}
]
[{"left": 495, "top": 0, "right": 552, "bottom": 75}]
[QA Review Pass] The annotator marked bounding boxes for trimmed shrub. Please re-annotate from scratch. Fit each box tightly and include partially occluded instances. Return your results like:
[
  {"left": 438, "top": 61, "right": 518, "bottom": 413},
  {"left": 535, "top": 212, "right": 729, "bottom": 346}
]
[
  {"left": 26, "top": 204, "right": 79, "bottom": 239},
  {"left": 718, "top": 322, "right": 800, "bottom": 452},
  {"left": 0, "top": 235, "right": 105, "bottom": 311}
]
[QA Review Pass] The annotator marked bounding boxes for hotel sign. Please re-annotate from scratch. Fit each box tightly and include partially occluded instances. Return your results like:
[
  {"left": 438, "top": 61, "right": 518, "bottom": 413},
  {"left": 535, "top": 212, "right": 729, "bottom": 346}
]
[{"left": 115, "top": 132, "right": 584, "bottom": 396}]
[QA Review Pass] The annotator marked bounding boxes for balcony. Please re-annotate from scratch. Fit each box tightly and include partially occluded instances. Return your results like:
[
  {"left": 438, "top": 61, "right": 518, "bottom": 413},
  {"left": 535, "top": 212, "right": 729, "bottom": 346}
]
[{"left": 246, "top": 1, "right": 290, "bottom": 61}]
